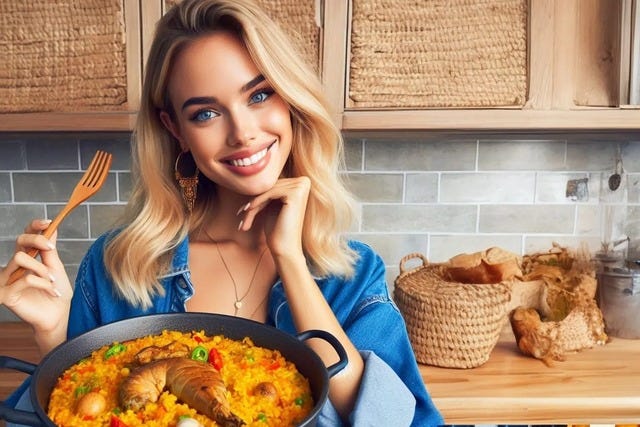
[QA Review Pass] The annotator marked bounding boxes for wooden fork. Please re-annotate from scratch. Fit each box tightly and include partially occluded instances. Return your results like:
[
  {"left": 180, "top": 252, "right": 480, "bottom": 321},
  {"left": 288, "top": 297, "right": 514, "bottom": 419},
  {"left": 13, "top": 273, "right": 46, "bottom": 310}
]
[{"left": 7, "top": 150, "right": 113, "bottom": 285}]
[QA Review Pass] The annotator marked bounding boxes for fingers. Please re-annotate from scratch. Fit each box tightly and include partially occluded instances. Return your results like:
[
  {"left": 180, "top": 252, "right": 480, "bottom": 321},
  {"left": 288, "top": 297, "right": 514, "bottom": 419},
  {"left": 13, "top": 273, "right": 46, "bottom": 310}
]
[
  {"left": 24, "top": 218, "right": 52, "bottom": 234},
  {"left": 239, "top": 177, "right": 310, "bottom": 231},
  {"left": 4, "top": 252, "right": 61, "bottom": 298}
]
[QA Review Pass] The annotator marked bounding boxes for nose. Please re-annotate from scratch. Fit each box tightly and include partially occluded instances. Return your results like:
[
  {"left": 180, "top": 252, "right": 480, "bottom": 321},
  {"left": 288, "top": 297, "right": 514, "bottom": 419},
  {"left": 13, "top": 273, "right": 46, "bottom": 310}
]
[{"left": 227, "top": 107, "right": 257, "bottom": 146}]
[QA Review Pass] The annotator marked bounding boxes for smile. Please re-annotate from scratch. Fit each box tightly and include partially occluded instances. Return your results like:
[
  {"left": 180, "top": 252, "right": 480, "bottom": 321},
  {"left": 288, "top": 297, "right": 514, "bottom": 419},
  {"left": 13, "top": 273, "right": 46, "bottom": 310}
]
[{"left": 225, "top": 142, "right": 274, "bottom": 167}]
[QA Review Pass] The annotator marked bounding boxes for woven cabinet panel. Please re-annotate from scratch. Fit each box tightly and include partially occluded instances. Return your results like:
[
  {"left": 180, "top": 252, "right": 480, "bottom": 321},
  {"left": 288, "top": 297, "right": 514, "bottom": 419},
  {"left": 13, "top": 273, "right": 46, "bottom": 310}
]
[
  {"left": 164, "top": 0, "right": 320, "bottom": 72},
  {"left": 349, "top": 0, "right": 528, "bottom": 108},
  {"left": 0, "top": 1, "right": 128, "bottom": 113}
]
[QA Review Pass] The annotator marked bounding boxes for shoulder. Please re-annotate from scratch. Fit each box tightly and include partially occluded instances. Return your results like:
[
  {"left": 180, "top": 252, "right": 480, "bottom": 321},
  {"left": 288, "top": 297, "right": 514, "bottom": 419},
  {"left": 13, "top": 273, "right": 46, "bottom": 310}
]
[{"left": 345, "top": 239, "right": 387, "bottom": 288}]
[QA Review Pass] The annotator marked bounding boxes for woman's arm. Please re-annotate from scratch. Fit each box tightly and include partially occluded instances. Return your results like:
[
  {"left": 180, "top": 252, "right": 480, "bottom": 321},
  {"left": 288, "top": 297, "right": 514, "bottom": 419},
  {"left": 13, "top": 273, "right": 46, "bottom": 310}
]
[{"left": 0, "top": 219, "right": 72, "bottom": 355}]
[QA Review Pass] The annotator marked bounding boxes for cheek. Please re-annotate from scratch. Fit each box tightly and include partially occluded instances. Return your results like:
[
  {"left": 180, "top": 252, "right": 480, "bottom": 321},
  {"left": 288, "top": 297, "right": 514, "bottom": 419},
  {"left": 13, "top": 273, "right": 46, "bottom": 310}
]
[{"left": 265, "top": 101, "right": 292, "bottom": 135}]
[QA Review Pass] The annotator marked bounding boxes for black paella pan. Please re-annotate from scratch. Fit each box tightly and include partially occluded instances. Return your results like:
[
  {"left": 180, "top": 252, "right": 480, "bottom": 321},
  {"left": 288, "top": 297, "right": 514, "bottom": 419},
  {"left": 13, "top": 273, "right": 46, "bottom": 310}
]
[{"left": 0, "top": 312, "right": 348, "bottom": 426}]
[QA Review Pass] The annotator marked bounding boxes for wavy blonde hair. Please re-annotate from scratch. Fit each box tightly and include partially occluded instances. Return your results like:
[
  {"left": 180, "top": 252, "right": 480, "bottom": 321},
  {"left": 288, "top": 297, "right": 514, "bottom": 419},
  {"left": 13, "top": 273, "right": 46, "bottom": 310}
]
[{"left": 105, "top": 0, "right": 357, "bottom": 308}]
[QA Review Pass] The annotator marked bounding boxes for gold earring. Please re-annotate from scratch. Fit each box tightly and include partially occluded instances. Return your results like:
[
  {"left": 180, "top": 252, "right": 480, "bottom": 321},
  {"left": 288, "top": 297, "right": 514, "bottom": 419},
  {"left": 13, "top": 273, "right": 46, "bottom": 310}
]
[{"left": 175, "top": 151, "right": 199, "bottom": 213}]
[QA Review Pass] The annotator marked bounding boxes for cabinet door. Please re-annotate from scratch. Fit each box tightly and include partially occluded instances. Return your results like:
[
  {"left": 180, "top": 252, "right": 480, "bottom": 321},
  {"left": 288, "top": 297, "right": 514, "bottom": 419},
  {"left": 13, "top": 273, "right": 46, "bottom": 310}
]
[{"left": 0, "top": 0, "right": 141, "bottom": 129}]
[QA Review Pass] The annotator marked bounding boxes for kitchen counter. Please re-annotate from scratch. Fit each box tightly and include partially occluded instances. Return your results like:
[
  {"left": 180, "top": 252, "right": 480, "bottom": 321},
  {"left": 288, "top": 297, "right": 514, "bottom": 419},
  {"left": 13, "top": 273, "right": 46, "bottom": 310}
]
[
  {"left": 420, "top": 329, "right": 640, "bottom": 424},
  {"left": 3, "top": 322, "right": 640, "bottom": 425}
]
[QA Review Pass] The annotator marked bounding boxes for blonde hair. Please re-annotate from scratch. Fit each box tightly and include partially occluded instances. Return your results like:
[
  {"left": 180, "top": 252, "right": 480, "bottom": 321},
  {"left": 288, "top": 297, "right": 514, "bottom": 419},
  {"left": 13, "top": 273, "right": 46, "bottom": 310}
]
[{"left": 105, "top": 0, "right": 357, "bottom": 308}]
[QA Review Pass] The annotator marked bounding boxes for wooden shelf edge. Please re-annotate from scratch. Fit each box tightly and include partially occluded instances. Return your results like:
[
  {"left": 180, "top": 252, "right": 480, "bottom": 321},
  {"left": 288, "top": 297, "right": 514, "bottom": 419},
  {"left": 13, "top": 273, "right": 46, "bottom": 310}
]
[
  {"left": 0, "top": 112, "right": 137, "bottom": 132},
  {"left": 341, "top": 108, "right": 640, "bottom": 131}
]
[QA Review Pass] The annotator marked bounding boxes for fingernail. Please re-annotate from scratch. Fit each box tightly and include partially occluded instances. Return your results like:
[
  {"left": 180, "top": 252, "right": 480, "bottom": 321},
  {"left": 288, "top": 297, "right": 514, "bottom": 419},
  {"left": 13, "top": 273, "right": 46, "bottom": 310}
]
[
  {"left": 236, "top": 202, "right": 250, "bottom": 216},
  {"left": 46, "top": 241, "right": 56, "bottom": 250},
  {"left": 48, "top": 273, "right": 56, "bottom": 282},
  {"left": 40, "top": 219, "right": 52, "bottom": 226},
  {"left": 237, "top": 220, "right": 244, "bottom": 231},
  {"left": 52, "top": 288, "right": 62, "bottom": 298}
]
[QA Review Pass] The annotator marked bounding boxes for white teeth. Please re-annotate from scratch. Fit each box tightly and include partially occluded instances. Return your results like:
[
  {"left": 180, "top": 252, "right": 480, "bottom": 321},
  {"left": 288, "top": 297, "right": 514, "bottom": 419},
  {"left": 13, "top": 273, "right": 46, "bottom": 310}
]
[{"left": 229, "top": 147, "right": 268, "bottom": 167}]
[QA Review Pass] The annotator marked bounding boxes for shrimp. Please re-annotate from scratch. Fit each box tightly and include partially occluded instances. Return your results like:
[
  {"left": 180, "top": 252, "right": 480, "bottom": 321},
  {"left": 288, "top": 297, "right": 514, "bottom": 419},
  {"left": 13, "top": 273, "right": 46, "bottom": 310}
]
[{"left": 119, "top": 357, "right": 243, "bottom": 427}]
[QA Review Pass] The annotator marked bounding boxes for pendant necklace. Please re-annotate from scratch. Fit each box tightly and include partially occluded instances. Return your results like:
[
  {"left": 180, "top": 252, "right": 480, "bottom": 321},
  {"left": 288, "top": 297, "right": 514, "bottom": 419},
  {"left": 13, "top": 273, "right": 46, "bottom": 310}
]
[{"left": 215, "top": 241, "right": 268, "bottom": 316}]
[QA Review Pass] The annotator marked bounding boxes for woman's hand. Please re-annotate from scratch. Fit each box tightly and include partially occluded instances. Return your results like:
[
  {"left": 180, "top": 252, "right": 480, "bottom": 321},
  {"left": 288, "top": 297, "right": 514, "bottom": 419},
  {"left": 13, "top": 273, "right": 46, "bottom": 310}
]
[
  {"left": 0, "top": 219, "right": 72, "bottom": 350},
  {"left": 238, "top": 176, "right": 311, "bottom": 258}
]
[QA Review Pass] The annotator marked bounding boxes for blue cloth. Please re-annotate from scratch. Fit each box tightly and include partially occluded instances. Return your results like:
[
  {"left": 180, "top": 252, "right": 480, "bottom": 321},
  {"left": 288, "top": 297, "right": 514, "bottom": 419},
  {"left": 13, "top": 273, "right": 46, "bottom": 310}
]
[{"left": 7, "top": 233, "right": 443, "bottom": 426}]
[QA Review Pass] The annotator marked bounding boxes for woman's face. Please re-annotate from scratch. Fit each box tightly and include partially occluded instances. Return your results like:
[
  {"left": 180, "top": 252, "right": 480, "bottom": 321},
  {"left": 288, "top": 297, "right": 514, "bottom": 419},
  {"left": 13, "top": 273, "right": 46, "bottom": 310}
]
[{"left": 162, "top": 31, "right": 293, "bottom": 197}]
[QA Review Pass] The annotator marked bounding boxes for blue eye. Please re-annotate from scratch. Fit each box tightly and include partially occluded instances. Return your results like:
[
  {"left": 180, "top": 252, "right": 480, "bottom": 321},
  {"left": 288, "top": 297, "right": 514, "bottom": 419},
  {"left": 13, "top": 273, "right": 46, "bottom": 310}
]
[
  {"left": 249, "top": 89, "right": 273, "bottom": 105},
  {"left": 190, "top": 109, "right": 218, "bottom": 122}
]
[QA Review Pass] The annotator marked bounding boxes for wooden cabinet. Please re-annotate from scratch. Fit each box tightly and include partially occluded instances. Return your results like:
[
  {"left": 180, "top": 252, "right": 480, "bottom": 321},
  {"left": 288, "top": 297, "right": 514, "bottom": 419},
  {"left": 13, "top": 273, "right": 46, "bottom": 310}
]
[
  {"left": 322, "top": 0, "right": 640, "bottom": 130},
  {"left": 2, "top": 0, "right": 638, "bottom": 131},
  {"left": 0, "top": 0, "right": 141, "bottom": 131}
]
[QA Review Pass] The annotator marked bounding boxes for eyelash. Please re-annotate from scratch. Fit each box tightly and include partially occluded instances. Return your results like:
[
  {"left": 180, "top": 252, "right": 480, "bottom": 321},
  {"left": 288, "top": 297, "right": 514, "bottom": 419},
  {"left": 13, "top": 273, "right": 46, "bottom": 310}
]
[{"left": 188, "top": 88, "right": 275, "bottom": 123}]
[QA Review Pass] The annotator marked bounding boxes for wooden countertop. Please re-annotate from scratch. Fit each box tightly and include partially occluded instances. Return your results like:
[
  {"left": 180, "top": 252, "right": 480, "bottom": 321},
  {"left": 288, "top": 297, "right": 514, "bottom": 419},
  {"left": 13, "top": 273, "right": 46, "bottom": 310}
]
[
  {"left": 420, "top": 329, "right": 640, "bottom": 424},
  {"left": 3, "top": 322, "right": 640, "bottom": 425}
]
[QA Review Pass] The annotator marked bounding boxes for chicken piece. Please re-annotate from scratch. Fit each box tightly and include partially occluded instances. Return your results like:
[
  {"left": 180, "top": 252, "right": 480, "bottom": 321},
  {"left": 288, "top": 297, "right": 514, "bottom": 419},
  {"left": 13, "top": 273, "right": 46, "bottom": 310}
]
[
  {"left": 134, "top": 341, "right": 190, "bottom": 364},
  {"left": 119, "top": 357, "right": 243, "bottom": 426}
]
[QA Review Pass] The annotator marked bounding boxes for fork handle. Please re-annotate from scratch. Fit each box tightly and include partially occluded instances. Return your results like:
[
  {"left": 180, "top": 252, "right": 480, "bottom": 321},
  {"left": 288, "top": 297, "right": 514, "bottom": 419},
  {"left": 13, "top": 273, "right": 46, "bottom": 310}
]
[{"left": 6, "top": 213, "right": 64, "bottom": 285}]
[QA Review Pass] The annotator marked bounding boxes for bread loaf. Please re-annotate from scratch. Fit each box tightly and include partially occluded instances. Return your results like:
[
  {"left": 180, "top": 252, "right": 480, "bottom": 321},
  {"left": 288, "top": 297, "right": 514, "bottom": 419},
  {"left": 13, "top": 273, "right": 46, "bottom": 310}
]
[{"left": 445, "top": 247, "right": 522, "bottom": 284}]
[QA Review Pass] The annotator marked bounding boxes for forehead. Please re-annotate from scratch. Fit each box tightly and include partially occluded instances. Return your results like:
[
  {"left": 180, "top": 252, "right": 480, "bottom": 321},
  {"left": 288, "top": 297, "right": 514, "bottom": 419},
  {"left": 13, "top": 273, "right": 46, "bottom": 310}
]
[{"left": 167, "top": 31, "right": 261, "bottom": 102}]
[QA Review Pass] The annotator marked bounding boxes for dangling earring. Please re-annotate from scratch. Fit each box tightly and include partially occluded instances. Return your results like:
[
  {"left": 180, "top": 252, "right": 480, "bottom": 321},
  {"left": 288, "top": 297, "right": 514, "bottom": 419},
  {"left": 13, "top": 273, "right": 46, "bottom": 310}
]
[{"left": 175, "top": 151, "right": 199, "bottom": 213}]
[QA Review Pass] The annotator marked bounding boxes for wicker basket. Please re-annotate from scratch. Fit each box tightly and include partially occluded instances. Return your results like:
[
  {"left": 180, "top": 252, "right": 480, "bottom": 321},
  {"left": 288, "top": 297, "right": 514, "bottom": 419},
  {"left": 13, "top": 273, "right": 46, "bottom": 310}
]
[
  {"left": 394, "top": 253, "right": 513, "bottom": 369},
  {"left": 349, "top": 0, "right": 528, "bottom": 108}
]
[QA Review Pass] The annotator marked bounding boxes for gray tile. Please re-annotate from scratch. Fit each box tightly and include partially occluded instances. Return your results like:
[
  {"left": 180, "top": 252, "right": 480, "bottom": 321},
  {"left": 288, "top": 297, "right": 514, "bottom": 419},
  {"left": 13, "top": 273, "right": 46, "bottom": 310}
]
[
  {"left": 343, "top": 137, "right": 363, "bottom": 171},
  {"left": 479, "top": 204, "right": 575, "bottom": 233},
  {"left": 55, "top": 240, "right": 93, "bottom": 265},
  {"left": 344, "top": 173, "right": 403, "bottom": 202},
  {"left": 627, "top": 173, "right": 640, "bottom": 203},
  {"left": 90, "top": 204, "right": 126, "bottom": 238},
  {"left": 536, "top": 173, "right": 599, "bottom": 203},
  {"left": 429, "top": 234, "right": 523, "bottom": 262},
  {"left": 0, "top": 173, "right": 11, "bottom": 202},
  {"left": 0, "top": 139, "right": 26, "bottom": 170},
  {"left": 79, "top": 133, "right": 132, "bottom": 170},
  {"left": 13, "top": 172, "right": 117, "bottom": 203},
  {"left": 346, "top": 233, "right": 429, "bottom": 268},
  {"left": 620, "top": 141, "right": 640, "bottom": 173},
  {"left": 365, "top": 139, "right": 476, "bottom": 171},
  {"left": 362, "top": 204, "right": 477, "bottom": 232},
  {"left": 576, "top": 205, "right": 600, "bottom": 236},
  {"left": 0, "top": 239, "right": 14, "bottom": 264},
  {"left": 478, "top": 139, "right": 566, "bottom": 170},
  {"left": 405, "top": 173, "right": 438, "bottom": 203},
  {"left": 25, "top": 135, "right": 79, "bottom": 170},
  {"left": 0, "top": 306, "right": 20, "bottom": 322},
  {"left": 118, "top": 172, "right": 132, "bottom": 201},
  {"left": 441, "top": 172, "right": 535, "bottom": 203},
  {"left": 0, "top": 205, "right": 46, "bottom": 237},
  {"left": 566, "top": 141, "right": 619, "bottom": 171},
  {"left": 46, "top": 204, "right": 89, "bottom": 238}
]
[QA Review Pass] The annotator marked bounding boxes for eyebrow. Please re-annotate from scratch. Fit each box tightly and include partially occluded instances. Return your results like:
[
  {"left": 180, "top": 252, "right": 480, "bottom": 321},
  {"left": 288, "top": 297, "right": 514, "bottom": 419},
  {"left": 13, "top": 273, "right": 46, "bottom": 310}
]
[{"left": 180, "top": 74, "right": 266, "bottom": 111}]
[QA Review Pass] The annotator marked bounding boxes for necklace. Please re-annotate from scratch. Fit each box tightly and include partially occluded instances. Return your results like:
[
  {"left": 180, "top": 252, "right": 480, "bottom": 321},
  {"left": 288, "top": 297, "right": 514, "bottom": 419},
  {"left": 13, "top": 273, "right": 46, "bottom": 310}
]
[{"left": 215, "top": 241, "right": 268, "bottom": 316}]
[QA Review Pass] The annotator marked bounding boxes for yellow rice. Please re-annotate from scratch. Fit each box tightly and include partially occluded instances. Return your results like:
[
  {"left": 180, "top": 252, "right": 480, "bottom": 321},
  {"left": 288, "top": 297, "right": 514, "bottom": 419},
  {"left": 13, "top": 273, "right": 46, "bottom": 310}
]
[{"left": 47, "top": 330, "right": 314, "bottom": 426}]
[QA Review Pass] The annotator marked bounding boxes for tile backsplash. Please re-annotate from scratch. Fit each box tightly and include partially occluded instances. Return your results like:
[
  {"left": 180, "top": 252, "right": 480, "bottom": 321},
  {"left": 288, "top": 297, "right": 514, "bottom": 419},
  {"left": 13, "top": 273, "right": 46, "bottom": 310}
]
[{"left": 2, "top": 130, "right": 640, "bottom": 321}]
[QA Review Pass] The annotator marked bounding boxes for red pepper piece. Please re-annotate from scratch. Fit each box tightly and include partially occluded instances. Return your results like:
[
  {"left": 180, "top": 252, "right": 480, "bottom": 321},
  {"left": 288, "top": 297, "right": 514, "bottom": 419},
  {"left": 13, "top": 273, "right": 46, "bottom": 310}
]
[{"left": 209, "top": 348, "right": 223, "bottom": 370}]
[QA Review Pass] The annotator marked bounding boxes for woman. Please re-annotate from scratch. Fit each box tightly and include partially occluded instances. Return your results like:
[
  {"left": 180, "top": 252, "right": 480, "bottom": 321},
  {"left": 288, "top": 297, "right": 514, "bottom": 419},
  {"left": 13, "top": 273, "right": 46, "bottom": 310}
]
[{"left": 1, "top": 0, "right": 443, "bottom": 425}]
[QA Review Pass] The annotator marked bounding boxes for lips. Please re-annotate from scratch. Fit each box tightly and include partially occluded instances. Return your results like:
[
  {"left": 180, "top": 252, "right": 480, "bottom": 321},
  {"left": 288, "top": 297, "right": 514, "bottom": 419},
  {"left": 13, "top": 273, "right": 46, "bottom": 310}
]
[
  {"left": 222, "top": 141, "right": 275, "bottom": 167},
  {"left": 221, "top": 141, "right": 276, "bottom": 176}
]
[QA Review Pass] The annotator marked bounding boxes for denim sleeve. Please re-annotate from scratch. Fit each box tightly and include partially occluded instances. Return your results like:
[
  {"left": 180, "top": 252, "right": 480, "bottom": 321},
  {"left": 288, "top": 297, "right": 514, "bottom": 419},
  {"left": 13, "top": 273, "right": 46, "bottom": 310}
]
[{"left": 346, "top": 298, "right": 444, "bottom": 427}]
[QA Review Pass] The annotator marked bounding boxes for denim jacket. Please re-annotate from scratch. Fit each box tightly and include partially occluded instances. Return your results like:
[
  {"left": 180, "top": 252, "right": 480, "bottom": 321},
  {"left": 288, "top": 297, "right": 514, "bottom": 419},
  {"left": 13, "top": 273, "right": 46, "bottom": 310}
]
[{"left": 8, "top": 233, "right": 443, "bottom": 427}]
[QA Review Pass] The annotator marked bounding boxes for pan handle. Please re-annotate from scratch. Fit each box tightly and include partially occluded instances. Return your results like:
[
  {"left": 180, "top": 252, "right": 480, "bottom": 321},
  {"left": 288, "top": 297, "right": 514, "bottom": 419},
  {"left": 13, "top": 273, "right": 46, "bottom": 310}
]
[
  {"left": 0, "top": 355, "right": 37, "bottom": 374},
  {"left": 296, "top": 330, "right": 348, "bottom": 377},
  {"left": 0, "top": 356, "right": 44, "bottom": 426}
]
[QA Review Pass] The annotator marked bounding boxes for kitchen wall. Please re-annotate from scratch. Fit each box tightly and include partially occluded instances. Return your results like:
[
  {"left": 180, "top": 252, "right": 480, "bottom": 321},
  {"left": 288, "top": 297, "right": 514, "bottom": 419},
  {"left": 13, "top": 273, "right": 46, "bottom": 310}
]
[{"left": 2, "top": 130, "right": 640, "bottom": 321}]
